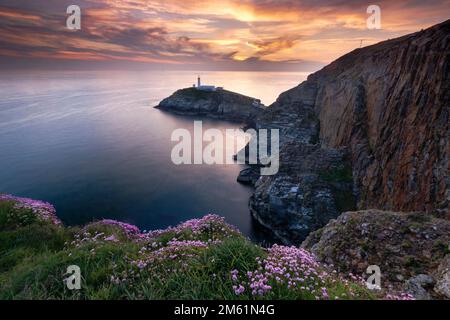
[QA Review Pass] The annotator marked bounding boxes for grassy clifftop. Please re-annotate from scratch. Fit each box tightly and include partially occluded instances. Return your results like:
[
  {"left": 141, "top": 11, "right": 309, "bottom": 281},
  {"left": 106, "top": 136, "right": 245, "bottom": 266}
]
[{"left": 0, "top": 194, "right": 408, "bottom": 300}]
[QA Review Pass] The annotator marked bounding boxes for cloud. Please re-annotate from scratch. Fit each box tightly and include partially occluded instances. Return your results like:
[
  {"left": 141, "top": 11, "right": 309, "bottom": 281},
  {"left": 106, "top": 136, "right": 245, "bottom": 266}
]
[
  {"left": 246, "top": 37, "right": 299, "bottom": 58},
  {"left": 0, "top": 0, "right": 449, "bottom": 70}
]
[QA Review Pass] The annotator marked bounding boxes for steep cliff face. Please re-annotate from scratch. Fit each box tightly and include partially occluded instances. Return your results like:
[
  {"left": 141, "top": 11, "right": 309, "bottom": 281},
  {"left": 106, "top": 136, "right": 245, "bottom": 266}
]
[
  {"left": 250, "top": 20, "right": 449, "bottom": 243},
  {"left": 262, "top": 20, "right": 449, "bottom": 215},
  {"left": 156, "top": 87, "right": 264, "bottom": 123},
  {"left": 250, "top": 80, "right": 354, "bottom": 244}
]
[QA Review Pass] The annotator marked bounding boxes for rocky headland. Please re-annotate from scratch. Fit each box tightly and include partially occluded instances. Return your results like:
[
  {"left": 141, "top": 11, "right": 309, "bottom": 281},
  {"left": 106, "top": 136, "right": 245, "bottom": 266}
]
[
  {"left": 156, "top": 20, "right": 449, "bottom": 298},
  {"left": 155, "top": 87, "right": 265, "bottom": 123}
]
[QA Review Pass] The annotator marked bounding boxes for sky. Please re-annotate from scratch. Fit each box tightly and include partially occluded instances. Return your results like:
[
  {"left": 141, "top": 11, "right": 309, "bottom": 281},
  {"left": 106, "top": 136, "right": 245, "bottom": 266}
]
[{"left": 0, "top": 0, "right": 449, "bottom": 71}]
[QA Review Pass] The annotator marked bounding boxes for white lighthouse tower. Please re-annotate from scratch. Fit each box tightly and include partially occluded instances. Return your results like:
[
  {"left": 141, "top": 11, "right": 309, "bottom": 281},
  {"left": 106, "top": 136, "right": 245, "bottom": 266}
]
[{"left": 194, "top": 75, "right": 221, "bottom": 92}]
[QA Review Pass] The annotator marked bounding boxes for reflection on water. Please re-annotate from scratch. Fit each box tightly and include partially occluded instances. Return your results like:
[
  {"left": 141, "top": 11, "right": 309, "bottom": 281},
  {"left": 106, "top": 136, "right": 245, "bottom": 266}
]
[{"left": 0, "top": 70, "right": 308, "bottom": 240}]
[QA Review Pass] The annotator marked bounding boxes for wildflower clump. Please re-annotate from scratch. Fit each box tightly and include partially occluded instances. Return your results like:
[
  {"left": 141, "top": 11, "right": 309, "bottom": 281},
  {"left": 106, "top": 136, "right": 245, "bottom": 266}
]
[
  {"left": 99, "top": 219, "right": 140, "bottom": 235},
  {"left": 229, "top": 245, "right": 373, "bottom": 300},
  {"left": 80, "top": 219, "right": 142, "bottom": 242},
  {"left": 385, "top": 293, "right": 415, "bottom": 300},
  {"left": 0, "top": 194, "right": 61, "bottom": 226},
  {"left": 144, "top": 214, "right": 240, "bottom": 243},
  {"left": 0, "top": 194, "right": 412, "bottom": 300}
]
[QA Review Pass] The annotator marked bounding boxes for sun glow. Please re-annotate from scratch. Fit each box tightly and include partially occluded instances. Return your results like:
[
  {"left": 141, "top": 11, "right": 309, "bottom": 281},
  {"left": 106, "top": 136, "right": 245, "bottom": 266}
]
[{"left": 0, "top": 0, "right": 449, "bottom": 68}]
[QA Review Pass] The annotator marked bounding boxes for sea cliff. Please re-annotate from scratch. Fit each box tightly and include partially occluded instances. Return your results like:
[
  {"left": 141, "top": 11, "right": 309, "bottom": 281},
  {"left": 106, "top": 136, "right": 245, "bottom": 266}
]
[
  {"left": 155, "top": 20, "right": 450, "bottom": 299},
  {"left": 249, "top": 19, "right": 449, "bottom": 245}
]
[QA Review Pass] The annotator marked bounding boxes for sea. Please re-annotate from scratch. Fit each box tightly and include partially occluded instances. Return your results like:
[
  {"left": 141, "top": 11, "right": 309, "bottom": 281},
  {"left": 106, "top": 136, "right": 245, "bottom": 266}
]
[{"left": 0, "top": 70, "right": 309, "bottom": 240}]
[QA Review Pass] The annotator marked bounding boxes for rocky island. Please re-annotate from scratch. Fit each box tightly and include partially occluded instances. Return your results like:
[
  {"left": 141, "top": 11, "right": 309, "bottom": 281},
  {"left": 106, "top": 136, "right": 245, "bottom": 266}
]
[
  {"left": 156, "top": 20, "right": 450, "bottom": 299},
  {"left": 155, "top": 87, "right": 265, "bottom": 123}
]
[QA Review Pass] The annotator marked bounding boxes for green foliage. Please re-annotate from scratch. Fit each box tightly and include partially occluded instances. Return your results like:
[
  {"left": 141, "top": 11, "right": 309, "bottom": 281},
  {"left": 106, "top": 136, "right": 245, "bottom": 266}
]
[
  {"left": 126, "top": 238, "right": 264, "bottom": 300},
  {"left": 434, "top": 241, "right": 450, "bottom": 255},
  {"left": 0, "top": 201, "right": 38, "bottom": 229},
  {"left": 404, "top": 256, "right": 424, "bottom": 274},
  {"left": 333, "top": 188, "right": 356, "bottom": 213},
  {"left": 318, "top": 166, "right": 356, "bottom": 212},
  {"left": 408, "top": 212, "right": 431, "bottom": 223},
  {"left": 319, "top": 166, "right": 353, "bottom": 183},
  {"left": 82, "top": 222, "right": 132, "bottom": 242},
  {"left": 179, "top": 88, "right": 214, "bottom": 100},
  {"left": 0, "top": 202, "right": 377, "bottom": 300}
]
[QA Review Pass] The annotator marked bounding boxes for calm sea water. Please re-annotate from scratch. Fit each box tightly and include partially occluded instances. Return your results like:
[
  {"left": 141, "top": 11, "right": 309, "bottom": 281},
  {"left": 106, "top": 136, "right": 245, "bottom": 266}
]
[{"left": 0, "top": 70, "right": 308, "bottom": 239}]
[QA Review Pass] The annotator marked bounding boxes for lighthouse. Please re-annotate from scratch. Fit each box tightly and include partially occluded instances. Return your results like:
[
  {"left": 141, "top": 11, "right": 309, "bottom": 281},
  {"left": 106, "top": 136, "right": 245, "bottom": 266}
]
[{"left": 195, "top": 75, "right": 222, "bottom": 92}]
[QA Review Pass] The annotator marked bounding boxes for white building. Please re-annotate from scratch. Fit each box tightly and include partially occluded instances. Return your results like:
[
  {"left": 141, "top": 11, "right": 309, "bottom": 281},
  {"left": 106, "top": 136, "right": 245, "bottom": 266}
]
[{"left": 194, "top": 76, "right": 222, "bottom": 92}]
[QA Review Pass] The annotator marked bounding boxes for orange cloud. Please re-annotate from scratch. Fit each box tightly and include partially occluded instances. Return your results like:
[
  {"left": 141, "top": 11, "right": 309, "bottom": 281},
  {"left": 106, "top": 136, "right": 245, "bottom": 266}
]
[
  {"left": 0, "top": 7, "right": 42, "bottom": 22},
  {"left": 0, "top": 1, "right": 449, "bottom": 68}
]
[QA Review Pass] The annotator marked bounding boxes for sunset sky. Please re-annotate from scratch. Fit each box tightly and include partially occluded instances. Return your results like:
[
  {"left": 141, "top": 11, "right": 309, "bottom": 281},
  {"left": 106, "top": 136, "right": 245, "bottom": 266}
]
[{"left": 0, "top": 0, "right": 449, "bottom": 71}]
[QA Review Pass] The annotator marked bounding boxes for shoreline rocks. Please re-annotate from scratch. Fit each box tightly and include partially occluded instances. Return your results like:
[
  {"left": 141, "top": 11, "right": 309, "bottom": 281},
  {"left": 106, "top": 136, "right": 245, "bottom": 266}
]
[{"left": 236, "top": 167, "right": 260, "bottom": 186}]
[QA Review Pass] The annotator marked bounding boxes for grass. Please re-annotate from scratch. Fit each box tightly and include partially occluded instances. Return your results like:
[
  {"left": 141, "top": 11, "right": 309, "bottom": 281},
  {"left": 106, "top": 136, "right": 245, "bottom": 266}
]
[
  {"left": 319, "top": 166, "right": 353, "bottom": 183},
  {"left": 0, "top": 197, "right": 379, "bottom": 300},
  {"left": 178, "top": 87, "right": 215, "bottom": 100},
  {"left": 317, "top": 166, "right": 356, "bottom": 213}
]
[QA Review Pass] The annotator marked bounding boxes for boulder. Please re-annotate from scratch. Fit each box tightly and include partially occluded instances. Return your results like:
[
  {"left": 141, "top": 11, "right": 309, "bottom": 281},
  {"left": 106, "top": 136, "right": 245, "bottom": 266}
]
[
  {"left": 237, "top": 167, "right": 260, "bottom": 186},
  {"left": 434, "top": 254, "right": 450, "bottom": 298},
  {"left": 405, "top": 274, "right": 435, "bottom": 300},
  {"left": 302, "top": 210, "right": 450, "bottom": 296}
]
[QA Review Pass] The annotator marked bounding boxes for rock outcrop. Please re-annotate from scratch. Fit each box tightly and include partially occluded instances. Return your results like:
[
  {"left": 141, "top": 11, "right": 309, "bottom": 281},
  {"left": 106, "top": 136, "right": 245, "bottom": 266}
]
[
  {"left": 301, "top": 210, "right": 450, "bottom": 299},
  {"left": 236, "top": 167, "right": 260, "bottom": 185},
  {"left": 155, "top": 87, "right": 265, "bottom": 123},
  {"left": 249, "top": 142, "right": 355, "bottom": 244},
  {"left": 434, "top": 254, "right": 450, "bottom": 298},
  {"left": 249, "top": 19, "right": 449, "bottom": 244}
]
